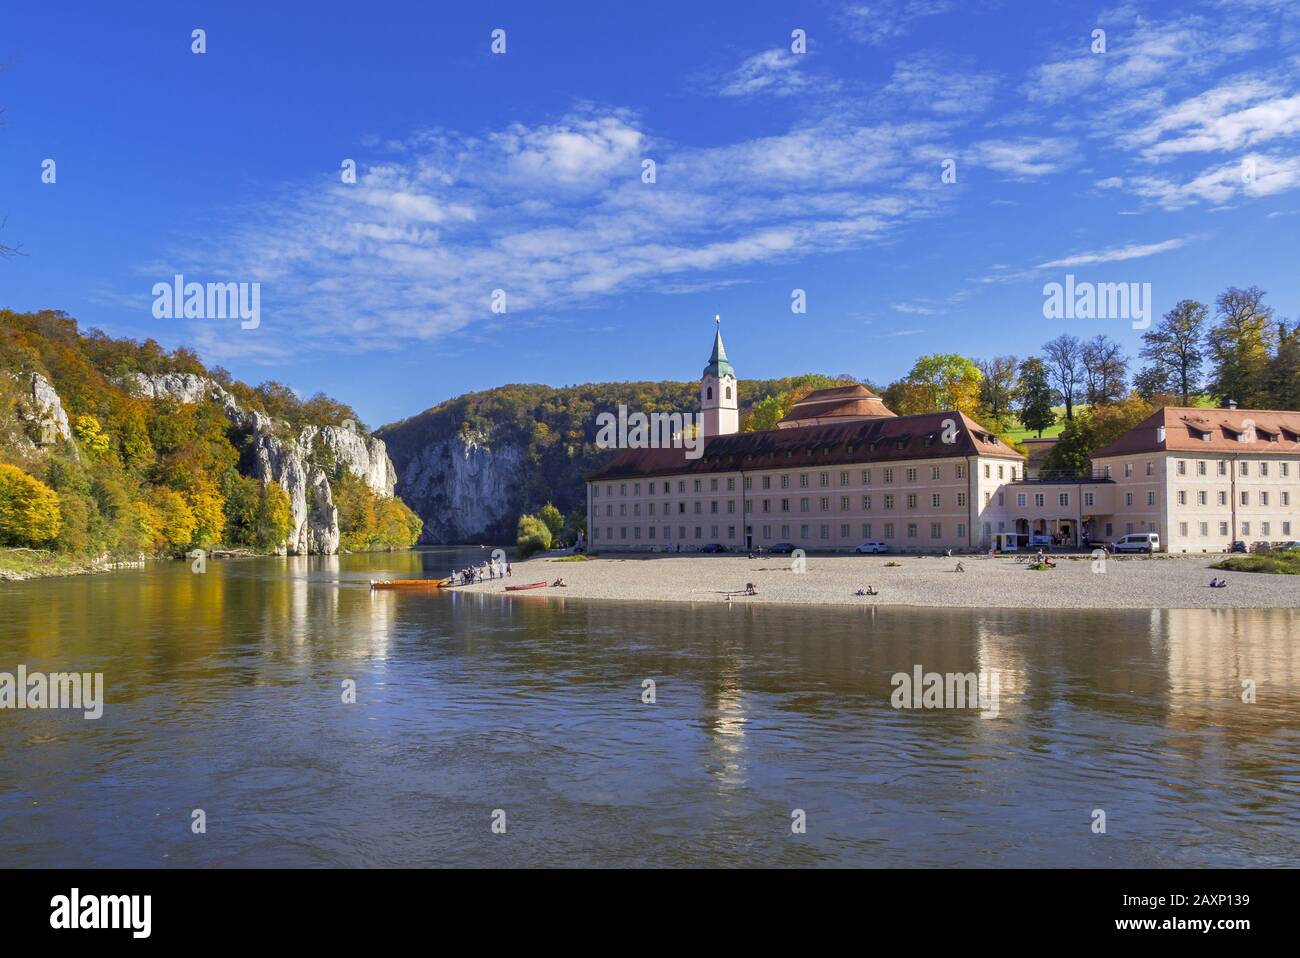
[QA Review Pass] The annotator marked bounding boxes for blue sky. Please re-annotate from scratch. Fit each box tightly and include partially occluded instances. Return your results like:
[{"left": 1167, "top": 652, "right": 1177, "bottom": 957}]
[{"left": 2, "top": 0, "right": 1298, "bottom": 427}]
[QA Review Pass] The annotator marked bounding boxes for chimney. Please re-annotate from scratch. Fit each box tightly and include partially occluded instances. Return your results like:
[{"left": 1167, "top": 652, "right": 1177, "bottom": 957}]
[{"left": 1225, "top": 399, "right": 1238, "bottom": 410}]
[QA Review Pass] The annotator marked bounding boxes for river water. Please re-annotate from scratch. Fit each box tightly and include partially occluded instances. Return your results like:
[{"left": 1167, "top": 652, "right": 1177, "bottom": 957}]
[{"left": 1, "top": 547, "right": 1296, "bottom": 867}]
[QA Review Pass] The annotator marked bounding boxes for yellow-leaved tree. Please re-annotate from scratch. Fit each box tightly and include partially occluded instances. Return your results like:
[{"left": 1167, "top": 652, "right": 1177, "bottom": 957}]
[{"left": 0, "top": 464, "right": 62, "bottom": 545}]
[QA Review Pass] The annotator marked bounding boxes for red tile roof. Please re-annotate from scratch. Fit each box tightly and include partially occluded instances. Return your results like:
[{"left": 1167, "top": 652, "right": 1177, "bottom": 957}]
[
  {"left": 587, "top": 410, "right": 1021, "bottom": 482},
  {"left": 777, "top": 384, "right": 896, "bottom": 426},
  {"left": 1093, "top": 407, "right": 1300, "bottom": 458}
]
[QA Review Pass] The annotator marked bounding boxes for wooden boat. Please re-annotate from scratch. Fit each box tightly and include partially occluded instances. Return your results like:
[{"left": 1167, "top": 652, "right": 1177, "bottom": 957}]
[
  {"left": 504, "top": 581, "right": 548, "bottom": 592},
  {"left": 370, "top": 578, "right": 447, "bottom": 590}
]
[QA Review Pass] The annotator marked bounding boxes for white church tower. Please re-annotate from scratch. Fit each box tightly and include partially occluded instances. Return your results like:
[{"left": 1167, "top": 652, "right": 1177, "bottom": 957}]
[{"left": 701, "top": 316, "right": 738, "bottom": 438}]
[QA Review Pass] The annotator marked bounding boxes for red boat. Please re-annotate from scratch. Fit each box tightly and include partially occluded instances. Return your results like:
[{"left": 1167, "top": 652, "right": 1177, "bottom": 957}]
[{"left": 504, "top": 581, "right": 548, "bottom": 591}]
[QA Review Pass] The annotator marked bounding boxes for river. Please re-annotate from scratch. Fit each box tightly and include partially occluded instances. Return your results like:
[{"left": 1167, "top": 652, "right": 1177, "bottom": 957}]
[{"left": 1, "top": 547, "right": 1296, "bottom": 867}]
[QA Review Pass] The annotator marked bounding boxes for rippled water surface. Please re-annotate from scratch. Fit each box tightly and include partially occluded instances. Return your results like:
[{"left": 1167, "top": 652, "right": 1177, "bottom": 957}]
[{"left": 1, "top": 547, "right": 1297, "bottom": 867}]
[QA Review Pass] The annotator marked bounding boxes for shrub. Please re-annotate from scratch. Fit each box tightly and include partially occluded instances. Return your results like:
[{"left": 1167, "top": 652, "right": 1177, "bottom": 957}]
[{"left": 516, "top": 513, "right": 552, "bottom": 557}]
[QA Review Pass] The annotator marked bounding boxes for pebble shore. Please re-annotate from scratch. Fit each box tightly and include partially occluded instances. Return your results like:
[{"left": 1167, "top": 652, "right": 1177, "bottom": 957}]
[{"left": 455, "top": 552, "right": 1300, "bottom": 609}]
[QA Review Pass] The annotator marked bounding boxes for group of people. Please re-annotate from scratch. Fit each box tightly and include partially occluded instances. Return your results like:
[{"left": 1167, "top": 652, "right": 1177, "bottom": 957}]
[
  {"left": 1208, "top": 577, "right": 1229, "bottom": 588},
  {"left": 449, "top": 560, "right": 512, "bottom": 585}
]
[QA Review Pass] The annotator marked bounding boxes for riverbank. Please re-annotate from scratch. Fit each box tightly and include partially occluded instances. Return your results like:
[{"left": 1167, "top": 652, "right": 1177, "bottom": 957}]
[
  {"left": 455, "top": 551, "right": 1300, "bottom": 609},
  {"left": 0, "top": 548, "right": 127, "bottom": 581}
]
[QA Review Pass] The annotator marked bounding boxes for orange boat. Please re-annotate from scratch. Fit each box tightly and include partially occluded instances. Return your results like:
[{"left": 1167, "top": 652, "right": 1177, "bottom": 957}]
[
  {"left": 504, "top": 581, "right": 548, "bottom": 591},
  {"left": 370, "top": 578, "right": 447, "bottom": 590}
]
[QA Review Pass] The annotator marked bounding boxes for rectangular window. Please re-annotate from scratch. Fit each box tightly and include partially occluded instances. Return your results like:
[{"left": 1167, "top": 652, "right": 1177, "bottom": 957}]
[
  {"left": 819, "top": 472, "right": 829, "bottom": 487},
  {"left": 862, "top": 524, "right": 872, "bottom": 538},
  {"left": 955, "top": 465, "right": 965, "bottom": 479},
  {"left": 931, "top": 494, "right": 941, "bottom": 508},
  {"left": 1242, "top": 521, "right": 1251, "bottom": 536},
  {"left": 930, "top": 522, "right": 942, "bottom": 539},
  {"left": 781, "top": 525, "right": 790, "bottom": 538},
  {"left": 1035, "top": 494, "right": 1045, "bottom": 508},
  {"left": 884, "top": 468, "right": 894, "bottom": 484},
  {"left": 884, "top": 523, "right": 894, "bottom": 538},
  {"left": 840, "top": 496, "right": 850, "bottom": 510},
  {"left": 781, "top": 475, "right": 790, "bottom": 489},
  {"left": 906, "top": 523, "right": 918, "bottom": 538},
  {"left": 1197, "top": 461, "right": 1206, "bottom": 476},
  {"left": 820, "top": 524, "right": 830, "bottom": 539},
  {"left": 884, "top": 495, "right": 895, "bottom": 510},
  {"left": 1177, "top": 491, "right": 1186, "bottom": 506},
  {"left": 800, "top": 474, "right": 809, "bottom": 488},
  {"left": 931, "top": 466, "right": 941, "bottom": 481},
  {"left": 819, "top": 497, "right": 829, "bottom": 511},
  {"left": 800, "top": 498, "right": 810, "bottom": 512},
  {"left": 800, "top": 524, "right": 810, "bottom": 538},
  {"left": 863, "top": 495, "right": 872, "bottom": 510},
  {"left": 840, "top": 471, "right": 850, "bottom": 486},
  {"left": 762, "top": 476, "right": 771, "bottom": 490},
  {"left": 957, "top": 493, "right": 966, "bottom": 507},
  {"left": 1146, "top": 491, "right": 1156, "bottom": 507},
  {"left": 956, "top": 523, "right": 966, "bottom": 539},
  {"left": 1084, "top": 492, "right": 1094, "bottom": 507},
  {"left": 1059, "top": 493, "right": 1069, "bottom": 507},
  {"left": 1219, "top": 521, "right": 1229, "bottom": 536},
  {"left": 1125, "top": 492, "right": 1133, "bottom": 506},
  {"left": 840, "top": 524, "right": 849, "bottom": 538},
  {"left": 1176, "top": 461, "right": 1186, "bottom": 476},
  {"left": 862, "top": 469, "right": 872, "bottom": 484},
  {"left": 1199, "top": 523, "right": 1208, "bottom": 537},
  {"left": 906, "top": 468, "right": 918, "bottom": 482},
  {"left": 1197, "top": 491, "right": 1206, "bottom": 505},
  {"left": 1179, "top": 522, "right": 1188, "bottom": 536},
  {"left": 907, "top": 494, "right": 917, "bottom": 509}
]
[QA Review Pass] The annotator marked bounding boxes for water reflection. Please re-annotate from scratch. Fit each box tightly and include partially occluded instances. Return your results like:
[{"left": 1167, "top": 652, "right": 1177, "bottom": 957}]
[{"left": 0, "top": 548, "right": 1296, "bottom": 868}]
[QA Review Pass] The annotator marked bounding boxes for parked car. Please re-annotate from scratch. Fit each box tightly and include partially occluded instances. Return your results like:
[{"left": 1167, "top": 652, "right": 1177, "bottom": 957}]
[
  {"left": 1113, "top": 532, "right": 1160, "bottom": 554},
  {"left": 853, "top": 541, "right": 890, "bottom": 554},
  {"left": 1277, "top": 541, "right": 1300, "bottom": 552},
  {"left": 1229, "top": 540, "right": 1249, "bottom": 553},
  {"left": 699, "top": 543, "right": 726, "bottom": 553},
  {"left": 768, "top": 542, "right": 798, "bottom": 554}
]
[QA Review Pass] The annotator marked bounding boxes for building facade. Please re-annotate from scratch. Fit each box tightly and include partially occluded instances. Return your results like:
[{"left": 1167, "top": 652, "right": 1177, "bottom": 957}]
[{"left": 585, "top": 330, "right": 1300, "bottom": 554}]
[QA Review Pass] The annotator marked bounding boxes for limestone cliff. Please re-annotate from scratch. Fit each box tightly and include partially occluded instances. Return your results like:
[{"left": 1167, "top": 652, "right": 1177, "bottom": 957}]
[{"left": 126, "top": 373, "right": 397, "bottom": 554}]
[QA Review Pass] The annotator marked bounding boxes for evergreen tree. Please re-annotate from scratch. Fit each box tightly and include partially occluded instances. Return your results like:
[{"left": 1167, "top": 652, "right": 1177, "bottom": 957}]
[{"left": 1017, "top": 357, "right": 1056, "bottom": 437}]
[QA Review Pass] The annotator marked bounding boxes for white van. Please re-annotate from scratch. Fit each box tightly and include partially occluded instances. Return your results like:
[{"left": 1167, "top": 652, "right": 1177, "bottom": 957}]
[{"left": 1113, "top": 532, "right": 1160, "bottom": 554}]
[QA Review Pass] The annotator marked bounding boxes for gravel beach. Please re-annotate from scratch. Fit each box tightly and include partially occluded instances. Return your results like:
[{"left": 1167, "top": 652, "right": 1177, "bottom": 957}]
[{"left": 454, "top": 552, "right": 1299, "bottom": 609}]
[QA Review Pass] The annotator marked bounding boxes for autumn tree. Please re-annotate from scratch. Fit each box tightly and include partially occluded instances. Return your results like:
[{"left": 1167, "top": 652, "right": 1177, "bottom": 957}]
[
  {"left": 1208, "top": 286, "right": 1275, "bottom": 407},
  {"left": 0, "top": 463, "right": 62, "bottom": 544},
  {"left": 1080, "top": 334, "right": 1129, "bottom": 406}
]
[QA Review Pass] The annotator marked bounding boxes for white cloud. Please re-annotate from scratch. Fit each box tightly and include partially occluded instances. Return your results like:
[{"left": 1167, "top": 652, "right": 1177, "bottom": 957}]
[
  {"left": 169, "top": 112, "right": 951, "bottom": 357},
  {"left": 969, "top": 137, "right": 1076, "bottom": 177},
  {"left": 717, "top": 48, "right": 815, "bottom": 97},
  {"left": 1035, "top": 238, "right": 1188, "bottom": 268},
  {"left": 1123, "top": 79, "right": 1300, "bottom": 159},
  {"left": 1127, "top": 152, "right": 1300, "bottom": 209},
  {"left": 838, "top": 0, "right": 953, "bottom": 46},
  {"left": 883, "top": 53, "right": 999, "bottom": 115}
]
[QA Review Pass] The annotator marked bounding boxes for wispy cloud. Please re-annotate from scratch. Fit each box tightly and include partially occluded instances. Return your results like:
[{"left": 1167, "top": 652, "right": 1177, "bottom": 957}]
[
  {"left": 838, "top": 0, "right": 953, "bottom": 46},
  {"left": 165, "top": 110, "right": 952, "bottom": 358},
  {"left": 1036, "top": 238, "right": 1189, "bottom": 268},
  {"left": 969, "top": 137, "right": 1076, "bottom": 177},
  {"left": 716, "top": 48, "right": 819, "bottom": 98}
]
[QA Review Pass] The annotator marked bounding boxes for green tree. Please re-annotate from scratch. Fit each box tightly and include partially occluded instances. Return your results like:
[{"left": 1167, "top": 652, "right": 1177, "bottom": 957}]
[
  {"left": 893, "top": 354, "right": 982, "bottom": 415},
  {"left": 1208, "top": 286, "right": 1275, "bottom": 407},
  {"left": 1017, "top": 357, "right": 1056, "bottom": 437},
  {"left": 516, "top": 513, "right": 552, "bottom": 557},
  {"left": 1139, "top": 299, "right": 1206, "bottom": 405},
  {"left": 1263, "top": 322, "right": 1300, "bottom": 411},
  {"left": 977, "top": 355, "right": 1019, "bottom": 419},
  {"left": 539, "top": 502, "right": 564, "bottom": 540}
]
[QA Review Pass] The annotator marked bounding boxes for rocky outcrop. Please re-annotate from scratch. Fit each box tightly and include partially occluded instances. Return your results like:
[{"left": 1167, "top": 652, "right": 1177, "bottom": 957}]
[
  {"left": 392, "top": 431, "right": 527, "bottom": 543},
  {"left": 29, "top": 373, "right": 72, "bottom": 443},
  {"left": 126, "top": 373, "right": 396, "bottom": 555}
]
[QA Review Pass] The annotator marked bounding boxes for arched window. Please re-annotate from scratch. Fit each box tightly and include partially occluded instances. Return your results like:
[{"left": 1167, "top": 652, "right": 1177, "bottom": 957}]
[
  {"left": 706, "top": 386, "right": 713, "bottom": 400},
  {"left": 725, "top": 386, "right": 732, "bottom": 400}
]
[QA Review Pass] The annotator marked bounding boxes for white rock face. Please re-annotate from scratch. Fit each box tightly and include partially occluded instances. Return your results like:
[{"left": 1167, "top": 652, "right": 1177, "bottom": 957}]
[
  {"left": 29, "top": 373, "right": 72, "bottom": 443},
  {"left": 312, "top": 422, "right": 397, "bottom": 497},
  {"left": 128, "top": 373, "right": 395, "bottom": 555},
  {"left": 398, "top": 431, "right": 525, "bottom": 542}
]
